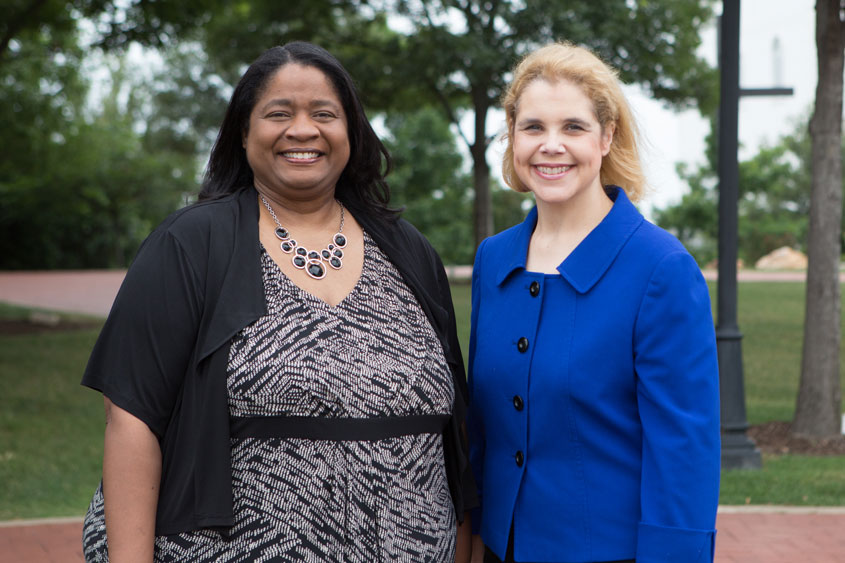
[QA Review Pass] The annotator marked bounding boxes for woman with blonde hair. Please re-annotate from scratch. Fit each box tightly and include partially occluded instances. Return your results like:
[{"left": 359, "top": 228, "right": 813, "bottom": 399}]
[{"left": 467, "top": 42, "right": 720, "bottom": 562}]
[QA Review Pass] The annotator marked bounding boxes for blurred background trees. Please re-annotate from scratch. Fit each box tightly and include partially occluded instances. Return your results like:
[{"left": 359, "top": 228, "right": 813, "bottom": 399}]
[
  {"left": 656, "top": 118, "right": 845, "bottom": 268},
  {"left": 0, "top": 0, "right": 833, "bottom": 271}
]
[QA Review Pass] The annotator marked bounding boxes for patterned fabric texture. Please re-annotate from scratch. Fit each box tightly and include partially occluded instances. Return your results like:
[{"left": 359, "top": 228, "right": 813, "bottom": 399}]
[{"left": 83, "top": 233, "right": 456, "bottom": 562}]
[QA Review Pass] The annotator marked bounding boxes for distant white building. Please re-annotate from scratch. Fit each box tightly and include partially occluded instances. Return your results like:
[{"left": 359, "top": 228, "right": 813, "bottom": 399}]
[{"left": 628, "top": 0, "right": 817, "bottom": 216}]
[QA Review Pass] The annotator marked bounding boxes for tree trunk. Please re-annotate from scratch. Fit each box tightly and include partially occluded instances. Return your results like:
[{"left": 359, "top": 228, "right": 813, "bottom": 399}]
[
  {"left": 793, "top": 0, "right": 845, "bottom": 438},
  {"left": 471, "top": 93, "right": 493, "bottom": 249}
]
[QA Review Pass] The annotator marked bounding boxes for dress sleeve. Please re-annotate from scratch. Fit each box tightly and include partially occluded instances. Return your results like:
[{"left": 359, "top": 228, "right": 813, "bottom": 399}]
[
  {"left": 633, "top": 251, "right": 720, "bottom": 563},
  {"left": 81, "top": 227, "right": 204, "bottom": 438},
  {"left": 467, "top": 238, "right": 487, "bottom": 534}
]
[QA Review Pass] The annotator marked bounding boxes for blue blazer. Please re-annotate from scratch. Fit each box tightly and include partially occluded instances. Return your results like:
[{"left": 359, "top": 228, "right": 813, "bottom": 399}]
[{"left": 467, "top": 187, "right": 720, "bottom": 562}]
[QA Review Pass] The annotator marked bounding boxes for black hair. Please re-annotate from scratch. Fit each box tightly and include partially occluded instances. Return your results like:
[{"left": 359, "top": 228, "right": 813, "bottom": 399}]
[{"left": 198, "top": 42, "right": 395, "bottom": 217}]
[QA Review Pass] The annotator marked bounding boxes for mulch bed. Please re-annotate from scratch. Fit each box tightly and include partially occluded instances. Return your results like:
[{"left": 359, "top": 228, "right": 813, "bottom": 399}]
[{"left": 749, "top": 420, "right": 845, "bottom": 456}]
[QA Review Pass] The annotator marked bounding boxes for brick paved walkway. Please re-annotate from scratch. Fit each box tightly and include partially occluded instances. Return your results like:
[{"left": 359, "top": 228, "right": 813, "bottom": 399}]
[{"left": 2, "top": 507, "right": 844, "bottom": 562}]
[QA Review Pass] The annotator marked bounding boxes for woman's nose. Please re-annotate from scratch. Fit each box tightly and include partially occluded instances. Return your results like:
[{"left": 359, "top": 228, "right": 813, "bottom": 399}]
[
  {"left": 286, "top": 114, "right": 319, "bottom": 139},
  {"left": 540, "top": 133, "right": 566, "bottom": 154}
]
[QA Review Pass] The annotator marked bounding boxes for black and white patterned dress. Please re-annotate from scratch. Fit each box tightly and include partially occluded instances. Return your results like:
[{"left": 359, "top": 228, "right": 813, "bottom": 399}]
[{"left": 83, "top": 233, "right": 456, "bottom": 562}]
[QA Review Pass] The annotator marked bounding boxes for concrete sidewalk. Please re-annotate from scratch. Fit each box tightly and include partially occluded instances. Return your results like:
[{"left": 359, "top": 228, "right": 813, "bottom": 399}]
[
  {"left": 2, "top": 507, "right": 844, "bottom": 562},
  {"left": 0, "top": 270, "right": 125, "bottom": 317},
  {"left": 3, "top": 269, "right": 843, "bottom": 320}
]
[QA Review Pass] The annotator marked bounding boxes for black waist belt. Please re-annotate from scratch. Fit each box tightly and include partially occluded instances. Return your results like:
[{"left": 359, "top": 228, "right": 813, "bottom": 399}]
[{"left": 229, "top": 414, "right": 451, "bottom": 442}]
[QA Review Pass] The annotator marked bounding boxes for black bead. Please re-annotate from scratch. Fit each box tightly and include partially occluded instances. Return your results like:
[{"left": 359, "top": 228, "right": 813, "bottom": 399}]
[
  {"left": 274, "top": 227, "right": 289, "bottom": 240},
  {"left": 330, "top": 257, "right": 342, "bottom": 269},
  {"left": 281, "top": 242, "right": 294, "bottom": 253},
  {"left": 293, "top": 255, "right": 306, "bottom": 268},
  {"left": 296, "top": 246, "right": 307, "bottom": 256},
  {"left": 333, "top": 233, "right": 347, "bottom": 247},
  {"left": 515, "top": 451, "right": 524, "bottom": 467},
  {"left": 321, "top": 249, "right": 331, "bottom": 260},
  {"left": 529, "top": 281, "right": 540, "bottom": 297},
  {"left": 517, "top": 337, "right": 529, "bottom": 353},
  {"left": 333, "top": 248, "right": 344, "bottom": 258},
  {"left": 307, "top": 250, "right": 320, "bottom": 260},
  {"left": 307, "top": 262, "right": 325, "bottom": 278},
  {"left": 513, "top": 395, "right": 524, "bottom": 411}
]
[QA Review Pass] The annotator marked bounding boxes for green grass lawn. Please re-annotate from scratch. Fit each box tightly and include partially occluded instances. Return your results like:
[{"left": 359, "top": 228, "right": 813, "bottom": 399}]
[
  {"left": 1, "top": 281, "right": 844, "bottom": 519},
  {"left": 0, "top": 303, "right": 104, "bottom": 520}
]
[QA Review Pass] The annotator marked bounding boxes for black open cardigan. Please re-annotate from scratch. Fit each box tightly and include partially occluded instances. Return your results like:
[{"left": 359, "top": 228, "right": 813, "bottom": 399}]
[{"left": 82, "top": 186, "right": 477, "bottom": 535}]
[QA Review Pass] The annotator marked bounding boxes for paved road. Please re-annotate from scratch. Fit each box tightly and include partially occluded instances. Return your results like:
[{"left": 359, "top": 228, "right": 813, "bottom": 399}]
[
  {"left": 2, "top": 269, "right": 841, "bottom": 319},
  {"left": 0, "top": 270, "right": 126, "bottom": 317},
  {"left": 2, "top": 507, "right": 845, "bottom": 562}
]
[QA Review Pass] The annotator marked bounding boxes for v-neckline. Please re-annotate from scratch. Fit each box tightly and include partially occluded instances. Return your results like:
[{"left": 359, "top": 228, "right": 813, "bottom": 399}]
[{"left": 260, "top": 238, "right": 368, "bottom": 311}]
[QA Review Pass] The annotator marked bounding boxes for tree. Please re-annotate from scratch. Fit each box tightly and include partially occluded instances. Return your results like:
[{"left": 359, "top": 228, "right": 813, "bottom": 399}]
[
  {"left": 385, "top": 107, "right": 530, "bottom": 265},
  {"left": 654, "top": 120, "right": 825, "bottom": 267},
  {"left": 0, "top": 0, "right": 110, "bottom": 63},
  {"left": 373, "top": 0, "right": 718, "bottom": 248},
  {"left": 0, "top": 33, "right": 198, "bottom": 268},
  {"left": 793, "top": 0, "right": 845, "bottom": 438},
  {"left": 102, "top": 0, "right": 719, "bottom": 250},
  {"left": 385, "top": 107, "right": 475, "bottom": 264}
]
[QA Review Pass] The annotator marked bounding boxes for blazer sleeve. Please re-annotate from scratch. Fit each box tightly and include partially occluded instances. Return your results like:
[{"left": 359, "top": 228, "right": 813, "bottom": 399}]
[
  {"left": 81, "top": 227, "right": 204, "bottom": 438},
  {"left": 467, "top": 237, "right": 488, "bottom": 534},
  {"left": 633, "top": 250, "right": 721, "bottom": 563}
]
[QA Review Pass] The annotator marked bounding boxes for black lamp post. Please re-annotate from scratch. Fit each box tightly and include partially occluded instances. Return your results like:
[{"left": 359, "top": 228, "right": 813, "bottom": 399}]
[{"left": 716, "top": 0, "right": 793, "bottom": 470}]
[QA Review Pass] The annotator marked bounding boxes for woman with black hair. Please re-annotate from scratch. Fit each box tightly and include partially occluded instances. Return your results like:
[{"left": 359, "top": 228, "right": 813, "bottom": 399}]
[{"left": 81, "top": 42, "right": 474, "bottom": 562}]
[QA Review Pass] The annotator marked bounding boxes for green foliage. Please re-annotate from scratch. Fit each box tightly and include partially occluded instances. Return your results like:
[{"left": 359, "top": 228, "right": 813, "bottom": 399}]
[
  {"left": 385, "top": 107, "right": 474, "bottom": 264},
  {"left": 0, "top": 1, "right": 719, "bottom": 267},
  {"left": 94, "top": 0, "right": 718, "bottom": 246},
  {"left": 388, "top": 0, "right": 718, "bottom": 112},
  {"left": 0, "top": 34, "right": 199, "bottom": 269},
  {"left": 385, "top": 107, "right": 529, "bottom": 264},
  {"left": 655, "top": 119, "right": 844, "bottom": 267},
  {"left": 0, "top": 0, "right": 111, "bottom": 63}
]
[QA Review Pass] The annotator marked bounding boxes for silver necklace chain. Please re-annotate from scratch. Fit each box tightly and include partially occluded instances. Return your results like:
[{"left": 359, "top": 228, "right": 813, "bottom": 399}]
[{"left": 260, "top": 194, "right": 347, "bottom": 280}]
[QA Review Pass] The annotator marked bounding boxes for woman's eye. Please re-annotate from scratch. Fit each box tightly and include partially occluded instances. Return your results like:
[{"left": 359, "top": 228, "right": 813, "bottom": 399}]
[{"left": 314, "top": 111, "right": 335, "bottom": 120}]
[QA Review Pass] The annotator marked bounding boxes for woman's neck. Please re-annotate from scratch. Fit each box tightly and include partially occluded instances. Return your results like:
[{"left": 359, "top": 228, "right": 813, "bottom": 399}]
[
  {"left": 526, "top": 186, "right": 613, "bottom": 273},
  {"left": 255, "top": 185, "right": 339, "bottom": 230}
]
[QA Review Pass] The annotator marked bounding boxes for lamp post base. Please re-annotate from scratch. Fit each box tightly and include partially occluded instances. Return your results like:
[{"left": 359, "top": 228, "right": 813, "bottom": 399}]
[{"left": 721, "top": 429, "right": 762, "bottom": 470}]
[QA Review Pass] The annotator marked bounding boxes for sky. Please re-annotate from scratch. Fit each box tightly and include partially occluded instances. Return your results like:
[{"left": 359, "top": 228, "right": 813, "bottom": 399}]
[{"left": 625, "top": 0, "right": 818, "bottom": 214}]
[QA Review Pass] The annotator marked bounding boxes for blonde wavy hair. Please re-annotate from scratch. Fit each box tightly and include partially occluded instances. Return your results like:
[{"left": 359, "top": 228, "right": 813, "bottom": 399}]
[{"left": 501, "top": 42, "right": 646, "bottom": 202}]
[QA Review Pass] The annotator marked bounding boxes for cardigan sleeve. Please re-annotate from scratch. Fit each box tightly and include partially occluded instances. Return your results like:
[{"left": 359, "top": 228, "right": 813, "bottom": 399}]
[
  {"left": 432, "top": 243, "right": 479, "bottom": 518},
  {"left": 633, "top": 250, "right": 720, "bottom": 562},
  {"left": 81, "top": 227, "right": 204, "bottom": 438}
]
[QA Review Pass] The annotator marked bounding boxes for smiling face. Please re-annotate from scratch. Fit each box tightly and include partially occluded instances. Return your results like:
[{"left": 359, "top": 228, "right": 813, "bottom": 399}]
[
  {"left": 512, "top": 78, "right": 613, "bottom": 209},
  {"left": 243, "top": 63, "right": 350, "bottom": 202}
]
